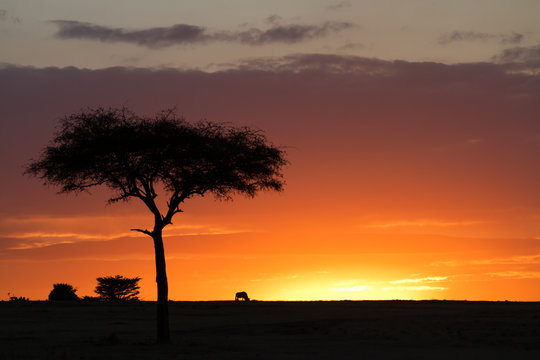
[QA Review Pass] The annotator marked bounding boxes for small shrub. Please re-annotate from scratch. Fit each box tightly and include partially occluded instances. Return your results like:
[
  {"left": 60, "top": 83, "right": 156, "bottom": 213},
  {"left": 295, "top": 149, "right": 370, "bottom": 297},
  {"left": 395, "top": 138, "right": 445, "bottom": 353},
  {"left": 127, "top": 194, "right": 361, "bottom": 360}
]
[
  {"left": 48, "top": 283, "right": 79, "bottom": 301},
  {"left": 95, "top": 275, "right": 141, "bottom": 301}
]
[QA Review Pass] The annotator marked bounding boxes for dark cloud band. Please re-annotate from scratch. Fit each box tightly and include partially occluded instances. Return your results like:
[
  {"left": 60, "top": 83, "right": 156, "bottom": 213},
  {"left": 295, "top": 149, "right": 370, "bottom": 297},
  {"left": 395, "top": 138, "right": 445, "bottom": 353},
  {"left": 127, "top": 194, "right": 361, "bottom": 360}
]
[
  {"left": 493, "top": 44, "right": 540, "bottom": 70},
  {"left": 439, "top": 31, "right": 523, "bottom": 45},
  {"left": 1, "top": 55, "right": 538, "bottom": 227},
  {"left": 51, "top": 20, "right": 354, "bottom": 48}
]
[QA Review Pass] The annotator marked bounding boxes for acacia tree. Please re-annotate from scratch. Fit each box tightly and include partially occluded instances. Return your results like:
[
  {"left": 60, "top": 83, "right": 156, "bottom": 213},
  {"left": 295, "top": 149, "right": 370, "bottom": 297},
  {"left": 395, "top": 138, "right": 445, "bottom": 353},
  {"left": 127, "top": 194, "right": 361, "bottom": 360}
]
[
  {"left": 25, "top": 107, "right": 287, "bottom": 343},
  {"left": 95, "top": 275, "right": 141, "bottom": 301}
]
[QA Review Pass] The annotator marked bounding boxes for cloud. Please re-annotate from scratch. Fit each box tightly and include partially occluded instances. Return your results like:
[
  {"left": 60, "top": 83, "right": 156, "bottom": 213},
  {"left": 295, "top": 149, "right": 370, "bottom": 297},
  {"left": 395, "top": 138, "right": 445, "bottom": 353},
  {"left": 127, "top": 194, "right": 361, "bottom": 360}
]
[
  {"left": 496, "top": 44, "right": 540, "bottom": 62},
  {"left": 0, "top": 9, "right": 21, "bottom": 23},
  {"left": 233, "top": 53, "right": 396, "bottom": 74},
  {"left": 4, "top": 226, "right": 247, "bottom": 250},
  {"left": 329, "top": 279, "right": 371, "bottom": 292},
  {"left": 7, "top": 231, "right": 132, "bottom": 241},
  {"left": 237, "top": 22, "right": 353, "bottom": 45},
  {"left": 486, "top": 271, "right": 540, "bottom": 279},
  {"left": 327, "top": 1, "right": 352, "bottom": 10},
  {"left": 438, "top": 31, "right": 523, "bottom": 45},
  {"left": 383, "top": 276, "right": 449, "bottom": 292},
  {"left": 1, "top": 215, "right": 247, "bottom": 250},
  {"left": 383, "top": 285, "right": 446, "bottom": 291},
  {"left": 501, "top": 33, "right": 525, "bottom": 44},
  {"left": 363, "top": 220, "right": 483, "bottom": 229},
  {"left": 330, "top": 285, "right": 371, "bottom": 292},
  {"left": 264, "top": 15, "right": 282, "bottom": 25},
  {"left": 493, "top": 44, "right": 540, "bottom": 71},
  {"left": 471, "top": 254, "right": 540, "bottom": 265},
  {"left": 389, "top": 276, "right": 448, "bottom": 284},
  {"left": 338, "top": 42, "right": 364, "bottom": 51},
  {"left": 0, "top": 230, "right": 266, "bottom": 262},
  {"left": 432, "top": 254, "right": 540, "bottom": 267},
  {"left": 250, "top": 274, "right": 299, "bottom": 282},
  {"left": 51, "top": 20, "right": 354, "bottom": 48},
  {"left": 52, "top": 20, "right": 210, "bottom": 47},
  {"left": 329, "top": 278, "right": 448, "bottom": 293}
]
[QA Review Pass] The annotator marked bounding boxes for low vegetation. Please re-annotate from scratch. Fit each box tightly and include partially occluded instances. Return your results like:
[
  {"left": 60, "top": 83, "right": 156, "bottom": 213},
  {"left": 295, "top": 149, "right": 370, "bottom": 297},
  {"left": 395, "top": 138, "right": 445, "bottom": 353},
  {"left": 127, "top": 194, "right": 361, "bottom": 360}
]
[
  {"left": 48, "top": 283, "right": 79, "bottom": 301},
  {"left": 95, "top": 275, "right": 141, "bottom": 301}
]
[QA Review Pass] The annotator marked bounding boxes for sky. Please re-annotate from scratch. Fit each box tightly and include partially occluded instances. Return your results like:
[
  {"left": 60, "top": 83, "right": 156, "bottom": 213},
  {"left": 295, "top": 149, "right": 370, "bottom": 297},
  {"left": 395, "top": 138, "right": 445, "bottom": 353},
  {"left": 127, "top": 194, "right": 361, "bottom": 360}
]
[{"left": 1, "top": 0, "right": 539, "bottom": 301}]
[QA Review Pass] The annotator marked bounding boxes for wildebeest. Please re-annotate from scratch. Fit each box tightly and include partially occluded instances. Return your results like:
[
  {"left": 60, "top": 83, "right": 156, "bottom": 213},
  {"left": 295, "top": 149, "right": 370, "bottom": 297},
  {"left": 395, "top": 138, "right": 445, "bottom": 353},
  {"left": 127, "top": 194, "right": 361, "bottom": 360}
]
[{"left": 235, "top": 291, "right": 250, "bottom": 301}]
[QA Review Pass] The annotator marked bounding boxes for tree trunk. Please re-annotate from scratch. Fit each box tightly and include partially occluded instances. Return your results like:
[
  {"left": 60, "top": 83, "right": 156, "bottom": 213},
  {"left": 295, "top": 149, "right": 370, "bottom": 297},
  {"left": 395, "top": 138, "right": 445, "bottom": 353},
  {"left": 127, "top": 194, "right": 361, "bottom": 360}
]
[{"left": 152, "top": 229, "right": 170, "bottom": 343}]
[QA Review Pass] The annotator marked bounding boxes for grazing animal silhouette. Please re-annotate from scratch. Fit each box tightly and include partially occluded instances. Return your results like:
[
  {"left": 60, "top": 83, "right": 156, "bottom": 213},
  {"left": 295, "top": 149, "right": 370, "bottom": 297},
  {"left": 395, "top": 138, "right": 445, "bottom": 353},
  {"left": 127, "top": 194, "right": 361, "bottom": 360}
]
[{"left": 235, "top": 291, "right": 250, "bottom": 301}]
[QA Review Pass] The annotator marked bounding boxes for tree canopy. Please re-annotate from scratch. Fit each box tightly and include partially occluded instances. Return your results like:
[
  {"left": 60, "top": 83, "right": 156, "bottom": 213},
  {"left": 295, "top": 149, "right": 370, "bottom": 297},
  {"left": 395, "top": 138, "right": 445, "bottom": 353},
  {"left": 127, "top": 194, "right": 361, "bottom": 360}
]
[{"left": 26, "top": 108, "right": 286, "bottom": 212}]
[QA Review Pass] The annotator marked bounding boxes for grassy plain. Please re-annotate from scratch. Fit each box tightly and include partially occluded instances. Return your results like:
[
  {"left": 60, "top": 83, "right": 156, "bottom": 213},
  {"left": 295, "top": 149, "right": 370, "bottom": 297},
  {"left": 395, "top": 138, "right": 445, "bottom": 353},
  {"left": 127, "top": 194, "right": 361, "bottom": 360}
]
[{"left": 1, "top": 300, "right": 539, "bottom": 359}]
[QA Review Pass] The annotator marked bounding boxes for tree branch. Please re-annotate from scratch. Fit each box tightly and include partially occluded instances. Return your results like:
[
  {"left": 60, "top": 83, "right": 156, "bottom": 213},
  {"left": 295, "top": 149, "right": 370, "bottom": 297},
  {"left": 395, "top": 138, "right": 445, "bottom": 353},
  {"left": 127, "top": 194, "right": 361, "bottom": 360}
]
[
  {"left": 132, "top": 177, "right": 163, "bottom": 225},
  {"left": 162, "top": 190, "right": 189, "bottom": 226},
  {"left": 131, "top": 228, "right": 152, "bottom": 236},
  {"left": 139, "top": 176, "right": 157, "bottom": 199}
]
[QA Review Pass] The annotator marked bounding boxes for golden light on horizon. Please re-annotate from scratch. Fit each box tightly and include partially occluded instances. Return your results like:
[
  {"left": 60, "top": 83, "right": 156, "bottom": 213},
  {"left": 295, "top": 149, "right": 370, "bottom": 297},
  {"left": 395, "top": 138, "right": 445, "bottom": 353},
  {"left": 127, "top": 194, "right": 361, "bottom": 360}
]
[{"left": 249, "top": 278, "right": 449, "bottom": 302}]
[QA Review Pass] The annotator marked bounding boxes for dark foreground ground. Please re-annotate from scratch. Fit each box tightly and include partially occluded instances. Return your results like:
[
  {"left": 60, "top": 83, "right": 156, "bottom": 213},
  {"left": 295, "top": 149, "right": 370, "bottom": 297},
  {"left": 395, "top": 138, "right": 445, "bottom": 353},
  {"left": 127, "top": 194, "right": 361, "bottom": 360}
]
[{"left": 1, "top": 300, "right": 539, "bottom": 359}]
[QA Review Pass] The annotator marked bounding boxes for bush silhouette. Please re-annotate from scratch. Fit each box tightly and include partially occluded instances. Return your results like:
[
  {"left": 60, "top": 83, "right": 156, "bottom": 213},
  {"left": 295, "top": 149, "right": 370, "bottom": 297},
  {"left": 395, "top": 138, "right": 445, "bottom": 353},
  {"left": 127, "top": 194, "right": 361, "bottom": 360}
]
[
  {"left": 95, "top": 275, "right": 141, "bottom": 301},
  {"left": 48, "top": 283, "right": 79, "bottom": 301}
]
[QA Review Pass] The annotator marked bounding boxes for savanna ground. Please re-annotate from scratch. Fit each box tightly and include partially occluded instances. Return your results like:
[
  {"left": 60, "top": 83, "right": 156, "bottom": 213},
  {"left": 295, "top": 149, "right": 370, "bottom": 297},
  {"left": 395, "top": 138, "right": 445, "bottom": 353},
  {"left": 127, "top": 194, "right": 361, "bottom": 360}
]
[{"left": 1, "top": 300, "right": 539, "bottom": 359}]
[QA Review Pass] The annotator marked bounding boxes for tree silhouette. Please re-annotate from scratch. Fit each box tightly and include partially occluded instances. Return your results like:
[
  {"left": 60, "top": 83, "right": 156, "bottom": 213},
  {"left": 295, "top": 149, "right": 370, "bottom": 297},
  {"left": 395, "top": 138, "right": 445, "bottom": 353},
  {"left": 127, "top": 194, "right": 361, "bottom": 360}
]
[
  {"left": 25, "top": 107, "right": 287, "bottom": 343},
  {"left": 48, "top": 283, "right": 79, "bottom": 301},
  {"left": 95, "top": 275, "right": 141, "bottom": 301}
]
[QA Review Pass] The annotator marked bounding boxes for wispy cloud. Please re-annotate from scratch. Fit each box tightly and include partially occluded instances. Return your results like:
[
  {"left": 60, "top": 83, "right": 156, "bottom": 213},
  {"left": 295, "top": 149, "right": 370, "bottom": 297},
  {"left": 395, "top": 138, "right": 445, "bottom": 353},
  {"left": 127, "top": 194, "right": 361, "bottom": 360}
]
[
  {"left": 2, "top": 215, "right": 248, "bottom": 250},
  {"left": 239, "top": 22, "right": 353, "bottom": 45},
  {"left": 0, "top": 9, "right": 21, "bottom": 24},
  {"left": 383, "top": 285, "right": 446, "bottom": 291},
  {"left": 329, "top": 279, "right": 372, "bottom": 292},
  {"left": 432, "top": 254, "right": 540, "bottom": 268},
  {"left": 327, "top": 1, "right": 352, "bottom": 10},
  {"left": 231, "top": 53, "right": 394, "bottom": 74},
  {"left": 471, "top": 254, "right": 540, "bottom": 265},
  {"left": 264, "top": 15, "right": 282, "bottom": 25},
  {"left": 250, "top": 274, "right": 298, "bottom": 282},
  {"left": 384, "top": 276, "right": 448, "bottom": 291},
  {"left": 486, "top": 271, "right": 540, "bottom": 279},
  {"left": 390, "top": 276, "right": 448, "bottom": 284},
  {"left": 51, "top": 20, "right": 354, "bottom": 48},
  {"left": 363, "top": 220, "right": 483, "bottom": 229},
  {"left": 330, "top": 285, "right": 372, "bottom": 292},
  {"left": 6, "top": 231, "right": 135, "bottom": 241},
  {"left": 52, "top": 20, "right": 208, "bottom": 47},
  {"left": 492, "top": 44, "right": 540, "bottom": 71},
  {"left": 338, "top": 42, "right": 364, "bottom": 51},
  {"left": 6, "top": 229, "right": 244, "bottom": 249},
  {"left": 329, "top": 276, "right": 448, "bottom": 293},
  {"left": 438, "top": 31, "right": 524, "bottom": 45},
  {"left": 11, "top": 240, "right": 75, "bottom": 250}
]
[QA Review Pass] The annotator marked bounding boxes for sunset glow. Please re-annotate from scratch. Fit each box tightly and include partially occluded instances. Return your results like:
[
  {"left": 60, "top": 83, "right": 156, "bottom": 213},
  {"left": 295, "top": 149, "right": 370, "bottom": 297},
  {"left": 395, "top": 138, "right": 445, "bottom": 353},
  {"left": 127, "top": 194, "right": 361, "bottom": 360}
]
[{"left": 1, "top": 1, "right": 539, "bottom": 302}]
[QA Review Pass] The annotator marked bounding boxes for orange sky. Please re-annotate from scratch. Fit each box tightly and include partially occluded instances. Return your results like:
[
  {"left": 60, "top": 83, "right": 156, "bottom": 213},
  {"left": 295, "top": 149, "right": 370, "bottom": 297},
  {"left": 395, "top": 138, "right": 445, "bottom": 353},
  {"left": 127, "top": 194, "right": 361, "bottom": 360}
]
[{"left": 1, "top": 28, "right": 540, "bottom": 301}]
